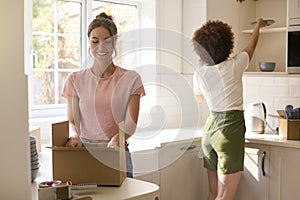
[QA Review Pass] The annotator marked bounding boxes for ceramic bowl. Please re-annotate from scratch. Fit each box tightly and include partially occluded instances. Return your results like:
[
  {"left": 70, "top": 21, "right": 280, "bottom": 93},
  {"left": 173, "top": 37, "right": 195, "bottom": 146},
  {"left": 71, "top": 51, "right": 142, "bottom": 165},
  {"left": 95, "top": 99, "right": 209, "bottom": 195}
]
[{"left": 259, "top": 62, "right": 276, "bottom": 72}]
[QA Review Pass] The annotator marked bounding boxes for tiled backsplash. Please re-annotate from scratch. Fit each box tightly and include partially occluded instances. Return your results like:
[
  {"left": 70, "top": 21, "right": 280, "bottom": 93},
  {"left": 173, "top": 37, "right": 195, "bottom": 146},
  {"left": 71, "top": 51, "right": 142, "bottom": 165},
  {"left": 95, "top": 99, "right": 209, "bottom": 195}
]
[
  {"left": 156, "top": 73, "right": 300, "bottom": 129},
  {"left": 243, "top": 74, "right": 299, "bottom": 114},
  {"left": 243, "top": 74, "right": 300, "bottom": 129}
]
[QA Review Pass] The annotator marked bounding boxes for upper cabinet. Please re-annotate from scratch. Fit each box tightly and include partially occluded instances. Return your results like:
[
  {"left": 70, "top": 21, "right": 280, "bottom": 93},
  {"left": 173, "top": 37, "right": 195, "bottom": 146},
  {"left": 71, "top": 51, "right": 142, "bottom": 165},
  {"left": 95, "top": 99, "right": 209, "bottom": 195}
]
[
  {"left": 289, "top": 0, "right": 300, "bottom": 26},
  {"left": 238, "top": 0, "right": 287, "bottom": 72},
  {"left": 181, "top": 0, "right": 288, "bottom": 73},
  {"left": 162, "top": 0, "right": 291, "bottom": 74},
  {"left": 182, "top": 0, "right": 239, "bottom": 74}
]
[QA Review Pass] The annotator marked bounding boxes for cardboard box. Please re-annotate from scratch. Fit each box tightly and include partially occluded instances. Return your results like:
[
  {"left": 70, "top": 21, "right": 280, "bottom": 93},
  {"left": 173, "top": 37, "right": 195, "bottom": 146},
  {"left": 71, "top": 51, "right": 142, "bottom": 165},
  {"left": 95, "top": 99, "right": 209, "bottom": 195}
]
[
  {"left": 51, "top": 121, "right": 126, "bottom": 186},
  {"left": 270, "top": 110, "right": 300, "bottom": 140}
]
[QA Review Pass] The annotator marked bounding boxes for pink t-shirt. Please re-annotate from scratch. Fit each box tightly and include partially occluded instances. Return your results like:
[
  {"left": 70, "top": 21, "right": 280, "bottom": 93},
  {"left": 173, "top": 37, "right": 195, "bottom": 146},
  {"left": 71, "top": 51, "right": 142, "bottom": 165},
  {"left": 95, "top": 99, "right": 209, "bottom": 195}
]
[{"left": 62, "top": 66, "right": 146, "bottom": 141}]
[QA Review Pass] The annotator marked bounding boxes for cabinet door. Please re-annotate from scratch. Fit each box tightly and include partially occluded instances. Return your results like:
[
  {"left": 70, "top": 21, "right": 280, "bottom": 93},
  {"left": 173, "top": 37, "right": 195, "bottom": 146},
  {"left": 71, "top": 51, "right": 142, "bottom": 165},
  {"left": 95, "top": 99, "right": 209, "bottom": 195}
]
[
  {"left": 269, "top": 146, "right": 300, "bottom": 200},
  {"left": 235, "top": 143, "right": 270, "bottom": 200},
  {"left": 160, "top": 141, "right": 207, "bottom": 200},
  {"left": 289, "top": 0, "right": 300, "bottom": 19}
]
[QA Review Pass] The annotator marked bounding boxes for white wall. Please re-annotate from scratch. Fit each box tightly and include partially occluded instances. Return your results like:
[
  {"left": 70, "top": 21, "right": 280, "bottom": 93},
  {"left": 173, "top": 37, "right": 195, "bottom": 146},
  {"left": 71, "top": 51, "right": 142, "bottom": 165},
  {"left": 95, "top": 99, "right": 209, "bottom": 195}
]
[
  {"left": 154, "top": 0, "right": 208, "bottom": 129},
  {"left": 243, "top": 74, "right": 300, "bottom": 128},
  {"left": 0, "top": 1, "right": 31, "bottom": 199}
]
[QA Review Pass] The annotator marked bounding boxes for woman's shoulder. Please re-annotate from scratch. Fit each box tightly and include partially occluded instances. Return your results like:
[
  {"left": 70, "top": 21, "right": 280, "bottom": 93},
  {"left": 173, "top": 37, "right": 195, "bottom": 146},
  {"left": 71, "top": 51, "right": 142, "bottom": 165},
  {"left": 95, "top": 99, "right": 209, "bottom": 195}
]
[
  {"left": 231, "top": 51, "right": 249, "bottom": 61},
  {"left": 116, "top": 66, "right": 140, "bottom": 77},
  {"left": 66, "top": 68, "right": 91, "bottom": 82},
  {"left": 116, "top": 66, "right": 129, "bottom": 73},
  {"left": 223, "top": 51, "right": 249, "bottom": 66}
]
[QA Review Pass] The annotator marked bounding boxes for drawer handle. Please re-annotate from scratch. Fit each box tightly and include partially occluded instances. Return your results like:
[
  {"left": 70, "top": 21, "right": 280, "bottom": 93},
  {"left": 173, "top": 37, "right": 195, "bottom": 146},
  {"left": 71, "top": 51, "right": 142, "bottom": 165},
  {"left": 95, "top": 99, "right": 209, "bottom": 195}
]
[
  {"left": 180, "top": 144, "right": 196, "bottom": 151},
  {"left": 261, "top": 151, "right": 266, "bottom": 176}
]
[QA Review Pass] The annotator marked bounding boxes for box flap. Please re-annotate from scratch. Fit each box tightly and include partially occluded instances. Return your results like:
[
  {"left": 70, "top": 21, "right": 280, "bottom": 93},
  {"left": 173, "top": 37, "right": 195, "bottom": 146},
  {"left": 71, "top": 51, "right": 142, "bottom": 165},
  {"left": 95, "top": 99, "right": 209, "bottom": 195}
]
[
  {"left": 268, "top": 114, "right": 281, "bottom": 119},
  {"left": 51, "top": 146, "right": 120, "bottom": 152},
  {"left": 277, "top": 110, "right": 284, "bottom": 118},
  {"left": 52, "top": 121, "right": 69, "bottom": 146}
]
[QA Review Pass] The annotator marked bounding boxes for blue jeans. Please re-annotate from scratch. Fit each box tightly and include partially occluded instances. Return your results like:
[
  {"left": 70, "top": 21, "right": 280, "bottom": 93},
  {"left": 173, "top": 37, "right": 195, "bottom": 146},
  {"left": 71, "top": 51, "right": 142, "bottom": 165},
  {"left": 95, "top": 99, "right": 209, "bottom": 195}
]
[
  {"left": 81, "top": 138, "right": 133, "bottom": 178},
  {"left": 125, "top": 141, "right": 133, "bottom": 178}
]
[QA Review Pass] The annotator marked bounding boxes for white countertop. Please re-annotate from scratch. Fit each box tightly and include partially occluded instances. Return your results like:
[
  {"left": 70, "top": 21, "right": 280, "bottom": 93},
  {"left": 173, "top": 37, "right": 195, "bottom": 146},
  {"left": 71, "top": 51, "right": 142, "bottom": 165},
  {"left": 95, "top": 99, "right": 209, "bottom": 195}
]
[
  {"left": 245, "top": 131, "right": 300, "bottom": 149},
  {"left": 72, "top": 178, "right": 159, "bottom": 200},
  {"left": 128, "top": 128, "right": 202, "bottom": 152},
  {"left": 129, "top": 128, "right": 300, "bottom": 152}
]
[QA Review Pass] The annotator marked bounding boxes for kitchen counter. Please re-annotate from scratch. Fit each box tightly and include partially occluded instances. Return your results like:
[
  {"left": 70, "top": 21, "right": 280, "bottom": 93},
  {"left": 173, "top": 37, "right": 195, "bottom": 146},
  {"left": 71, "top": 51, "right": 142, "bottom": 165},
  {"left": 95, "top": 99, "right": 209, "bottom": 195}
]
[
  {"left": 129, "top": 128, "right": 202, "bottom": 152},
  {"left": 32, "top": 148, "right": 159, "bottom": 200},
  {"left": 129, "top": 128, "right": 300, "bottom": 152},
  {"left": 245, "top": 131, "right": 300, "bottom": 149},
  {"left": 72, "top": 178, "right": 159, "bottom": 200}
]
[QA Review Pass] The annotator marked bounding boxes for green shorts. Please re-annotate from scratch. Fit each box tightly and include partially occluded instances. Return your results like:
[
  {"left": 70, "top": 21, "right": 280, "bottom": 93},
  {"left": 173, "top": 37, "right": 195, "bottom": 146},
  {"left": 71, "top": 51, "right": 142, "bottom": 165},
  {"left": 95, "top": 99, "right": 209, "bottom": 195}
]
[{"left": 202, "top": 110, "right": 246, "bottom": 174}]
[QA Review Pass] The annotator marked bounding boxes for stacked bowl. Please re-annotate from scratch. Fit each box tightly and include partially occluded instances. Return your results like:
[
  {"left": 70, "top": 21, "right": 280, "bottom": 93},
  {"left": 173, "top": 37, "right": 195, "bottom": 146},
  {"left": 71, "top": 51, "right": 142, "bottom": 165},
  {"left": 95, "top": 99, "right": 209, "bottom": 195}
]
[{"left": 30, "top": 136, "right": 40, "bottom": 182}]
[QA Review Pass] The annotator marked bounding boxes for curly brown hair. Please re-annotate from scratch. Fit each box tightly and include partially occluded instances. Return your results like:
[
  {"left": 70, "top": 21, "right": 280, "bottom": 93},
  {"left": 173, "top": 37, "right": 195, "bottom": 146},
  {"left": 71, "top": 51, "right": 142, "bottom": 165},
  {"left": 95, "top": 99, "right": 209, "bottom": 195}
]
[{"left": 192, "top": 20, "right": 234, "bottom": 66}]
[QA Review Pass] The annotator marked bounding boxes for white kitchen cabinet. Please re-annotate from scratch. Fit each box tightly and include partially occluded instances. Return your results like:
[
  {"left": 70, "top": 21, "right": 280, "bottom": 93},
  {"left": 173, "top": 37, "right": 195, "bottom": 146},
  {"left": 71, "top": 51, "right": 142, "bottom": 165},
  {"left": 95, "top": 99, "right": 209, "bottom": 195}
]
[
  {"left": 182, "top": 0, "right": 288, "bottom": 73},
  {"left": 181, "top": 0, "right": 239, "bottom": 74},
  {"left": 269, "top": 146, "right": 300, "bottom": 200},
  {"left": 235, "top": 143, "right": 270, "bottom": 200},
  {"left": 289, "top": 0, "right": 300, "bottom": 25},
  {"left": 159, "top": 140, "right": 208, "bottom": 200}
]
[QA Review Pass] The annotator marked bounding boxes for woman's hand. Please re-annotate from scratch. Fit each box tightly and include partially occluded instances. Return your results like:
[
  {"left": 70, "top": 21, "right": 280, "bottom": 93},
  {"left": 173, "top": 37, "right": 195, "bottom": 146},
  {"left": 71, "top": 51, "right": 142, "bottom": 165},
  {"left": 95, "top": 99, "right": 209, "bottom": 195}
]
[
  {"left": 256, "top": 18, "right": 267, "bottom": 28},
  {"left": 65, "top": 136, "right": 83, "bottom": 147},
  {"left": 107, "top": 134, "right": 119, "bottom": 149}
]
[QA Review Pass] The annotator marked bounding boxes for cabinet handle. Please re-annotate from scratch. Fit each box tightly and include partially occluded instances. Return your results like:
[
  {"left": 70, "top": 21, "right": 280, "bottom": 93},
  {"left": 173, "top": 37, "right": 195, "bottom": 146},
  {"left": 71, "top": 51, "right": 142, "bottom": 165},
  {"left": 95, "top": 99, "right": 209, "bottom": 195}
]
[
  {"left": 180, "top": 144, "right": 196, "bottom": 151},
  {"left": 261, "top": 151, "right": 266, "bottom": 176}
]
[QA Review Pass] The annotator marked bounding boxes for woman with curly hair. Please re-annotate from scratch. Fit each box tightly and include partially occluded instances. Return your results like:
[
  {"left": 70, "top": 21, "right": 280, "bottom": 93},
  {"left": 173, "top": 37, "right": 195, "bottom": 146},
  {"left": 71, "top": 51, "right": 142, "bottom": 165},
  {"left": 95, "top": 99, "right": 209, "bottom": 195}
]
[{"left": 192, "top": 19, "right": 266, "bottom": 200}]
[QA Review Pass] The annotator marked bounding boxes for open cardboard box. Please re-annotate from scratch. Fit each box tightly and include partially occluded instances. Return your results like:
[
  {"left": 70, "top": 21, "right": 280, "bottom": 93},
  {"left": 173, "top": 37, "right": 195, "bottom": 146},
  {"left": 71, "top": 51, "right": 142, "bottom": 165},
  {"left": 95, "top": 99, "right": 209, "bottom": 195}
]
[
  {"left": 51, "top": 121, "right": 126, "bottom": 186},
  {"left": 269, "top": 110, "right": 300, "bottom": 140}
]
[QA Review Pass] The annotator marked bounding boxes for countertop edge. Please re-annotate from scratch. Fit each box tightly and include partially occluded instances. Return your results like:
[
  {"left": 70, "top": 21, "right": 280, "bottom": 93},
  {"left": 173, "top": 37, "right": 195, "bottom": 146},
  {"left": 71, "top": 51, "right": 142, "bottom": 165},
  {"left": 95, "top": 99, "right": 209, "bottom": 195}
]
[{"left": 130, "top": 129, "right": 300, "bottom": 152}]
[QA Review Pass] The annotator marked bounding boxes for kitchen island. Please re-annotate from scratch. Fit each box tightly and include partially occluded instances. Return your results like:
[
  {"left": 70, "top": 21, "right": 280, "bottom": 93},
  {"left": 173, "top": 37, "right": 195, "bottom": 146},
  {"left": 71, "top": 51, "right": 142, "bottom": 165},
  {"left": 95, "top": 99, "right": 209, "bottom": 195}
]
[
  {"left": 72, "top": 178, "right": 159, "bottom": 200},
  {"left": 31, "top": 147, "right": 159, "bottom": 200}
]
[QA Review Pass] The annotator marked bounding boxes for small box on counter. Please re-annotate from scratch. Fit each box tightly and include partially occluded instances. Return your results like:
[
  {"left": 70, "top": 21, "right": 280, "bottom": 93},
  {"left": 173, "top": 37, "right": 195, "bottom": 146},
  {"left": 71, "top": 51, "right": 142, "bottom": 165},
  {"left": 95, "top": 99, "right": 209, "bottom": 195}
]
[
  {"left": 38, "top": 181, "right": 72, "bottom": 200},
  {"left": 51, "top": 121, "right": 126, "bottom": 186},
  {"left": 270, "top": 110, "right": 300, "bottom": 140}
]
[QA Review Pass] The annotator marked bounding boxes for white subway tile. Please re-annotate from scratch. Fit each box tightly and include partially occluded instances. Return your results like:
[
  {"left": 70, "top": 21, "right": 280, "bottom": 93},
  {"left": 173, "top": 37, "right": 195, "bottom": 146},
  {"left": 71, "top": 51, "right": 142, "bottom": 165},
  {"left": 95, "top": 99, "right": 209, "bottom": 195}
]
[
  {"left": 260, "top": 97, "right": 275, "bottom": 108},
  {"left": 244, "top": 97, "right": 262, "bottom": 105},
  {"left": 290, "top": 87, "right": 300, "bottom": 97},
  {"left": 259, "top": 86, "right": 289, "bottom": 97},
  {"left": 274, "top": 98, "right": 300, "bottom": 109},
  {"left": 287, "top": 77, "right": 300, "bottom": 86},
  {"left": 243, "top": 77, "right": 262, "bottom": 86},
  {"left": 273, "top": 77, "right": 290, "bottom": 86},
  {"left": 262, "top": 76, "right": 300, "bottom": 86},
  {"left": 244, "top": 85, "right": 260, "bottom": 98},
  {"left": 243, "top": 76, "right": 275, "bottom": 86}
]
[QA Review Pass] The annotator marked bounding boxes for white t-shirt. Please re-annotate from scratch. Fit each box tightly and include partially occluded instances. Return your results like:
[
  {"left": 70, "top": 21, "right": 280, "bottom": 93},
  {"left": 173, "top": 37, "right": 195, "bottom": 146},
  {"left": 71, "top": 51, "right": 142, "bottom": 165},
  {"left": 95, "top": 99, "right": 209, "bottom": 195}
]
[{"left": 193, "top": 51, "right": 249, "bottom": 112}]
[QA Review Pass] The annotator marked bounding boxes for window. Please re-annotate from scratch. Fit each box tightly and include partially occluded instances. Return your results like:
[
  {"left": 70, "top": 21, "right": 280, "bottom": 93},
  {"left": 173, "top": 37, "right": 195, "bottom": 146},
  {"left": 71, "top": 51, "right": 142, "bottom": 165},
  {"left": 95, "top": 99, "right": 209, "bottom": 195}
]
[
  {"left": 29, "top": 0, "right": 139, "bottom": 118},
  {"left": 91, "top": 1, "right": 138, "bottom": 70},
  {"left": 29, "top": 0, "right": 83, "bottom": 118}
]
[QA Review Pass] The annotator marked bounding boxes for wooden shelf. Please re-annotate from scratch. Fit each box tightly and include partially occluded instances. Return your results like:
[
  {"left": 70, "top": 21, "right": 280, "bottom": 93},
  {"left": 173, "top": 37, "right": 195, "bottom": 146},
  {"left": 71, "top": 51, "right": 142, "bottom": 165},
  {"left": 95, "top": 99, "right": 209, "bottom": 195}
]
[{"left": 242, "top": 27, "right": 287, "bottom": 34}]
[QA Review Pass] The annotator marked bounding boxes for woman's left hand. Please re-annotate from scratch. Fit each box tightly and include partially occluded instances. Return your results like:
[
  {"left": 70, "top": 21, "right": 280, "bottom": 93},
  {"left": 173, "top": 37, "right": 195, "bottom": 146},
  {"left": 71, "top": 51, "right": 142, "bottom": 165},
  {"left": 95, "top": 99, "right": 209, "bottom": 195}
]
[{"left": 107, "top": 134, "right": 119, "bottom": 149}]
